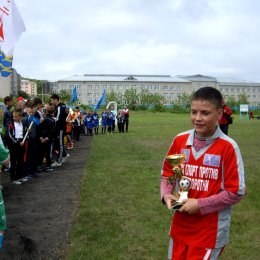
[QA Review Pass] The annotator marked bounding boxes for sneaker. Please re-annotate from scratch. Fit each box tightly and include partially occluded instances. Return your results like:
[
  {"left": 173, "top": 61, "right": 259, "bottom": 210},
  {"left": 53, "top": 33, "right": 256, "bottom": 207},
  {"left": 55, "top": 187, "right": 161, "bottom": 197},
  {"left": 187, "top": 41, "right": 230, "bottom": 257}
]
[
  {"left": 37, "top": 166, "right": 44, "bottom": 171},
  {"left": 45, "top": 167, "right": 54, "bottom": 172},
  {"left": 62, "top": 153, "right": 70, "bottom": 163},
  {"left": 51, "top": 161, "right": 62, "bottom": 167},
  {"left": 20, "top": 177, "right": 29, "bottom": 183},
  {"left": 29, "top": 173, "right": 40, "bottom": 178},
  {"left": 12, "top": 180, "right": 22, "bottom": 185},
  {"left": 25, "top": 176, "right": 33, "bottom": 181}
]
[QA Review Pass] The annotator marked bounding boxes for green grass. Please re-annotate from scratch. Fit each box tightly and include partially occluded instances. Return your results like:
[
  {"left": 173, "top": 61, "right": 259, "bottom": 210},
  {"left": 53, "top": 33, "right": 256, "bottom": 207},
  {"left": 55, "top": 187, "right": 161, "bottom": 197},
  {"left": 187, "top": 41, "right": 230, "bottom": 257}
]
[{"left": 67, "top": 112, "right": 260, "bottom": 260}]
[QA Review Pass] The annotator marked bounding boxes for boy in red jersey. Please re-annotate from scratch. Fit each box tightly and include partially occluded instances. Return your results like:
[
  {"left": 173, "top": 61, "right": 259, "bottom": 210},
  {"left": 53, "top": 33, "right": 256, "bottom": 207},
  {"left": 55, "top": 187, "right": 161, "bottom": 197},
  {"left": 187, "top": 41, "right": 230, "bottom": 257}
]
[{"left": 160, "top": 87, "right": 245, "bottom": 260}]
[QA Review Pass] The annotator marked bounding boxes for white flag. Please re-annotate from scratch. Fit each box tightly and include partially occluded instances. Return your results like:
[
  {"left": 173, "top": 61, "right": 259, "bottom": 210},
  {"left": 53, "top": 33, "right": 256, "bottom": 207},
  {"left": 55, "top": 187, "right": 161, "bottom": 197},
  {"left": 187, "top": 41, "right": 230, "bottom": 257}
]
[{"left": 0, "top": 0, "right": 26, "bottom": 76}]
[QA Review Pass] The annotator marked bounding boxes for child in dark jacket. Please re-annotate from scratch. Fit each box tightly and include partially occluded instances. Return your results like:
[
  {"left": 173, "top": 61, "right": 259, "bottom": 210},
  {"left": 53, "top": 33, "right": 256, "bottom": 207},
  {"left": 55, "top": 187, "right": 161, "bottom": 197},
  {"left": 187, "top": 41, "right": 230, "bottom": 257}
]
[
  {"left": 38, "top": 106, "right": 56, "bottom": 172},
  {"left": 7, "top": 109, "right": 27, "bottom": 185}
]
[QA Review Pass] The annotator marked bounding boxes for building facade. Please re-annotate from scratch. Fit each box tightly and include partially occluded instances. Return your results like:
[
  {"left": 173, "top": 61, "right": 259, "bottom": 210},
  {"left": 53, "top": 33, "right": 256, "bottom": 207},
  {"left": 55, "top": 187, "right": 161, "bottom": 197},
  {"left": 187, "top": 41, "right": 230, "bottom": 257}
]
[
  {"left": 0, "top": 69, "right": 21, "bottom": 98},
  {"left": 21, "top": 79, "right": 37, "bottom": 96},
  {"left": 56, "top": 74, "right": 260, "bottom": 106}
]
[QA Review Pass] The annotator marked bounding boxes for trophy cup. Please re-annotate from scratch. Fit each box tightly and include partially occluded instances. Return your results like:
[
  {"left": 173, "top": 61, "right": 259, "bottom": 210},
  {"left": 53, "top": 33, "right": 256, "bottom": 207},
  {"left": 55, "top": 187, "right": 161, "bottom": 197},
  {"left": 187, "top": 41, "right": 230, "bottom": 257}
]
[{"left": 166, "top": 154, "right": 191, "bottom": 210}]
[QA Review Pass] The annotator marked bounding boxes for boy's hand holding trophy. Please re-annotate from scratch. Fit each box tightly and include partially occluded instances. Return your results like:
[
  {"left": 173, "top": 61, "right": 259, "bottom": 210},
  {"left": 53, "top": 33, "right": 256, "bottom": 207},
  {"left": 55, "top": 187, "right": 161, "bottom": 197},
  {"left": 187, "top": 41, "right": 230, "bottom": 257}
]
[{"left": 166, "top": 154, "right": 191, "bottom": 211}]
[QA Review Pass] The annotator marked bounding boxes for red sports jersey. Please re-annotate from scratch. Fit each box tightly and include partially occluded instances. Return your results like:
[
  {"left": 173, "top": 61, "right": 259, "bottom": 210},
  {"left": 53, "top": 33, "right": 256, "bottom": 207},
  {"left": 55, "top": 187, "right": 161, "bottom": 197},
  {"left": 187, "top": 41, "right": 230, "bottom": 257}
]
[{"left": 161, "top": 127, "right": 245, "bottom": 248}]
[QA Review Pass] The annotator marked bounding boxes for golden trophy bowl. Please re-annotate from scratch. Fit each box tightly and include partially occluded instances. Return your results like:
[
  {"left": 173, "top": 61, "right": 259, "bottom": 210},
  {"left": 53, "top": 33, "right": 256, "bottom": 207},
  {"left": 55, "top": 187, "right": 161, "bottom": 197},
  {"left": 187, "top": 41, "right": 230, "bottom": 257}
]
[{"left": 166, "top": 154, "right": 186, "bottom": 180}]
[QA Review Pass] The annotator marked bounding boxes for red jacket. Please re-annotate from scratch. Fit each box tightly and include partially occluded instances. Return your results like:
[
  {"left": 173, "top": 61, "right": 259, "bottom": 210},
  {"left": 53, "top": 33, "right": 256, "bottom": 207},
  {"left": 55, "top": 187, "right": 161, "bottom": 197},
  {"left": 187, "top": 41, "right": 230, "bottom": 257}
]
[{"left": 218, "top": 105, "right": 232, "bottom": 125}]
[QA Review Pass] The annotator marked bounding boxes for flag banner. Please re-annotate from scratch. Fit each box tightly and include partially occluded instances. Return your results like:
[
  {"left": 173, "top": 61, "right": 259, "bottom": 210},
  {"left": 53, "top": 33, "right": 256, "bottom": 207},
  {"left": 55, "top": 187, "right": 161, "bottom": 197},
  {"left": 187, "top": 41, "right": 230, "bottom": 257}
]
[
  {"left": 0, "top": 0, "right": 26, "bottom": 77},
  {"left": 94, "top": 90, "right": 106, "bottom": 110},
  {"left": 71, "top": 86, "right": 78, "bottom": 103},
  {"left": 28, "top": 115, "right": 41, "bottom": 126}
]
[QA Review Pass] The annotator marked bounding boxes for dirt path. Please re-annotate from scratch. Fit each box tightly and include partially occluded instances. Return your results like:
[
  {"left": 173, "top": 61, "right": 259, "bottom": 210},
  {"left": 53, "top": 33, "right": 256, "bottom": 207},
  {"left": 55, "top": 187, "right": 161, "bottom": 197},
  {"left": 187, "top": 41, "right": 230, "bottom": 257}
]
[{"left": 0, "top": 136, "right": 92, "bottom": 260}]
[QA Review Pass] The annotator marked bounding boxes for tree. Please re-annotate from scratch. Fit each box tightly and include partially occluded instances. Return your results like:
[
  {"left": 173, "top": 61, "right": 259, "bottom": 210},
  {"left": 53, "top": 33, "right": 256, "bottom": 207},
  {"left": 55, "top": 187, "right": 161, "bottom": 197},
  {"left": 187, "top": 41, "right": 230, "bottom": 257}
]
[
  {"left": 226, "top": 96, "right": 236, "bottom": 107},
  {"left": 139, "top": 89, "right": 150, "bottom": 107},
  {"left": 58, "top": 89, "right": 71, "bottom": 104},
  {"left": 17, "top": 90, "right": 29, "bottom": 99},
  {"left": 238, "top": 93, "right": 248, "bottom": 104},
  {"left": 175, "top": 93, "right": 192, "bottom": 109},
  {"left": 106, "top": 90, "right": 119, "bottom": 103},
  {"left": 123, "top": 88, "right": 139, "bottom": 109}
]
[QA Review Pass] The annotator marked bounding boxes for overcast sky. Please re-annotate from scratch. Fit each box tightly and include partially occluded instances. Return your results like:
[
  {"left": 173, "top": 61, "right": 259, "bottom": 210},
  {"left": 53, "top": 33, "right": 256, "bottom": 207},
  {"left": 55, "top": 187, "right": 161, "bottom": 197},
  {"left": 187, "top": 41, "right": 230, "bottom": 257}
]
[{"left": 12, "top": 0, "right": 260, "bottom": 82}]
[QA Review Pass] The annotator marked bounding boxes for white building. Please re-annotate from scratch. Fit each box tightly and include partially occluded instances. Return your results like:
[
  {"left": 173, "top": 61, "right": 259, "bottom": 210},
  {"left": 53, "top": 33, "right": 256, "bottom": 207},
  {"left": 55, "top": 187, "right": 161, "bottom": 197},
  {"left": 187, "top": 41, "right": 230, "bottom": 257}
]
[{"left": 56, "top": 74, "right": 260, "bottom": 106}]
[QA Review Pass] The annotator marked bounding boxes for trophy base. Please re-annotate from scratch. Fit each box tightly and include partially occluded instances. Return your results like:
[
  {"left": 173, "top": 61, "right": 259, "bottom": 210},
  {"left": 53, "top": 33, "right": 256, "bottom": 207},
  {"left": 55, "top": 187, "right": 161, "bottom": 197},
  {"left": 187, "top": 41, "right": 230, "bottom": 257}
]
[{"left": 172, "top": 202, "right": 184, "bottom": 211}]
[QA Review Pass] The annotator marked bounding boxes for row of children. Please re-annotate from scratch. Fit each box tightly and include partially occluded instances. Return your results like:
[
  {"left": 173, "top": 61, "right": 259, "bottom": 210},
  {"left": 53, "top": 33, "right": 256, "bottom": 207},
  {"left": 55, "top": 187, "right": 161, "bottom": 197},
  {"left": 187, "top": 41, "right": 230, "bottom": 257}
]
[
  {"left": 65, "top": 107, "right": 130, "bottom": 139},
  {"left": 82, "top": 107, "right": 129, "bottom": 135},
  {"left": 1, "top": 95, "right": 74, "bottom": 185},
  {"left": 2, "top": 94, "right": 130, "bottom": 184}
]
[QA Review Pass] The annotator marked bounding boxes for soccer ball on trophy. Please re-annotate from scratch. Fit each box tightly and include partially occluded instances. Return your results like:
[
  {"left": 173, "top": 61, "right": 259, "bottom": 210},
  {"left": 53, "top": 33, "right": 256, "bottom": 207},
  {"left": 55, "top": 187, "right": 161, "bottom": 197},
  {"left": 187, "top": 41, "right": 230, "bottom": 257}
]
[{"left": 179, "top": 176, "right": 191, "bottom": 191}]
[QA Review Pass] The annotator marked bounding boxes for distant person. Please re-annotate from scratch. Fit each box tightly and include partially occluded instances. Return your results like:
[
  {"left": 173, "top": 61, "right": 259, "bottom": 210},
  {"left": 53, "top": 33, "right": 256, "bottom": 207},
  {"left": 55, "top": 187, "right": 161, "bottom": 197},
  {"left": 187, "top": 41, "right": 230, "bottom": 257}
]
[
  {"left": 92, "top": 111, "right": 99, "bottom": 135},
  {"left": 72, "top": 106, "right": 81, "bottom": 141},
  {"left": 218, "top": 101, "right": 232, "bottom": 135},
  {"left": 2, "top": 96, "right": 14, "bottom": 173},
  {"left": 7, "top": 109, "right": 28, "bottom": 184},
  {"left": 3, "top": 96, "right": 14, "bottom": 142},
  {"left": 161, "top": 87, "right": 245, "bottom": 260},
  {"left": 50, "top": 94, "right": 68, "bottom": 166},
  {"left": 38, "top": 106, "right": 56, "bottom": 173},
  {"left": 117, "top": 110, "right": 125, "bottom": 133},
  {"left": 65, "top": 108, "right": 74, "bottom": 149},
  {"left": 16, "top": 97, "right": 27, "bottom": 117},
  {"left": 122, "top": 106, "right": 129, "bottom": 132},
  {"left": 23, "top": 102, "right": 39, "bottom": 178},
  {"left": 249, "top": 111, "right": 254, "bottom": 119},
  {"left": 101, "top": 110, "right": 108, "bottom": 134},
  {"left": 84, "top": 111, "right": 93, "bottom": 136},
  {"left": 106, "top": 110, "right": 113, "bottom": 134}
]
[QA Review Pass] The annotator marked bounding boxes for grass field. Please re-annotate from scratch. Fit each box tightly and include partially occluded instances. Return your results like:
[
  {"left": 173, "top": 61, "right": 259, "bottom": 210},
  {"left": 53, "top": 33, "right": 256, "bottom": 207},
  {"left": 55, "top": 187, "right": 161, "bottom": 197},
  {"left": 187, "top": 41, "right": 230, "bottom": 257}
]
[{"left": 67, "top": 111, "right": 260, "bottom": 260}]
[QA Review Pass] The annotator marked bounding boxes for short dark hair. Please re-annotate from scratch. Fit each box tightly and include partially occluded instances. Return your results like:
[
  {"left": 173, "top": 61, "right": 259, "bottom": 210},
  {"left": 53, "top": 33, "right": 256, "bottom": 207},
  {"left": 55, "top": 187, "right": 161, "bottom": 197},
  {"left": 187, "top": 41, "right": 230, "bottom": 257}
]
[
  {"left": 191, "top": 87, "right": 223, "bottom": 109},
  {"left": 4, "top": 96, "right": 12, "bottom": 104},
  {"left": 50, "top": 94, "right": 60, "bottom": 101},
  {"left": 26, "top": 100, "right": 34, "bottom": 109},
  {"left": 13, "top": 108, "right": 22, "bottom": 116},
  {"left": 33, "top": 97, "right": 42, "bottom": 106},
  {"left": 47, "top": 105, "right": 55, "bottom": 115}
]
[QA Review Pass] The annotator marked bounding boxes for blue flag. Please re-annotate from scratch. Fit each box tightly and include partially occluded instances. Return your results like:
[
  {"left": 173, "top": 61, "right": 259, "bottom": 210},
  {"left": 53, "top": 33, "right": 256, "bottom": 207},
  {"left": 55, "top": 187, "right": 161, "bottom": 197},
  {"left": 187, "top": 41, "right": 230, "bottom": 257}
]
[
  {"left": 71, "top": 86, "right": 78, "bottom": 103},
  {"left": 28, "top": 115, "right": 41, "bottom": 126},
  {"left": 94, "top": 90, "right": 106, "bottom": 110}
]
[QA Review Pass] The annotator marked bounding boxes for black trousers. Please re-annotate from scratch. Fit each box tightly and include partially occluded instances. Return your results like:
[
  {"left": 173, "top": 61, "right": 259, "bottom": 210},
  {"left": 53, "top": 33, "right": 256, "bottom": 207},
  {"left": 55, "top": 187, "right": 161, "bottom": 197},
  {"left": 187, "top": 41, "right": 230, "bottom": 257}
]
[
  {"left": 73, "top": 125, "right": 80, "bottom": 141},
  {"left": 54, "top": 129, "right": 67, "bottom": 162},
  {"left": 123, "top": 118, "right": 129, "bottom": 132},
  {"left": 26, "top": 139, "right": 38, "bottom": 175},
  {"left": 9, "top": 142, "right": 26, "bottom": 181},
  {"left": 118, "top": 123, "right": 124, "bottom": 133},
  {"left": 38, "top": 141, "right": 53, "bottom": 167}
]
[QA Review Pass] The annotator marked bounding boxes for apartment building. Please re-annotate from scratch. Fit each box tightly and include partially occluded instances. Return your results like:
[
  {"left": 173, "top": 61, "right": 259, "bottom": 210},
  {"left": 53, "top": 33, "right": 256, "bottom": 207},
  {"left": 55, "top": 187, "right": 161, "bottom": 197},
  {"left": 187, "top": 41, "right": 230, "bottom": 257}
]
[
  {"left": 56, "top": 74, "right": 260, "bottom": 106},
  {"left": 21, "top": 79, "right": 37, "bottom": 96}
]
